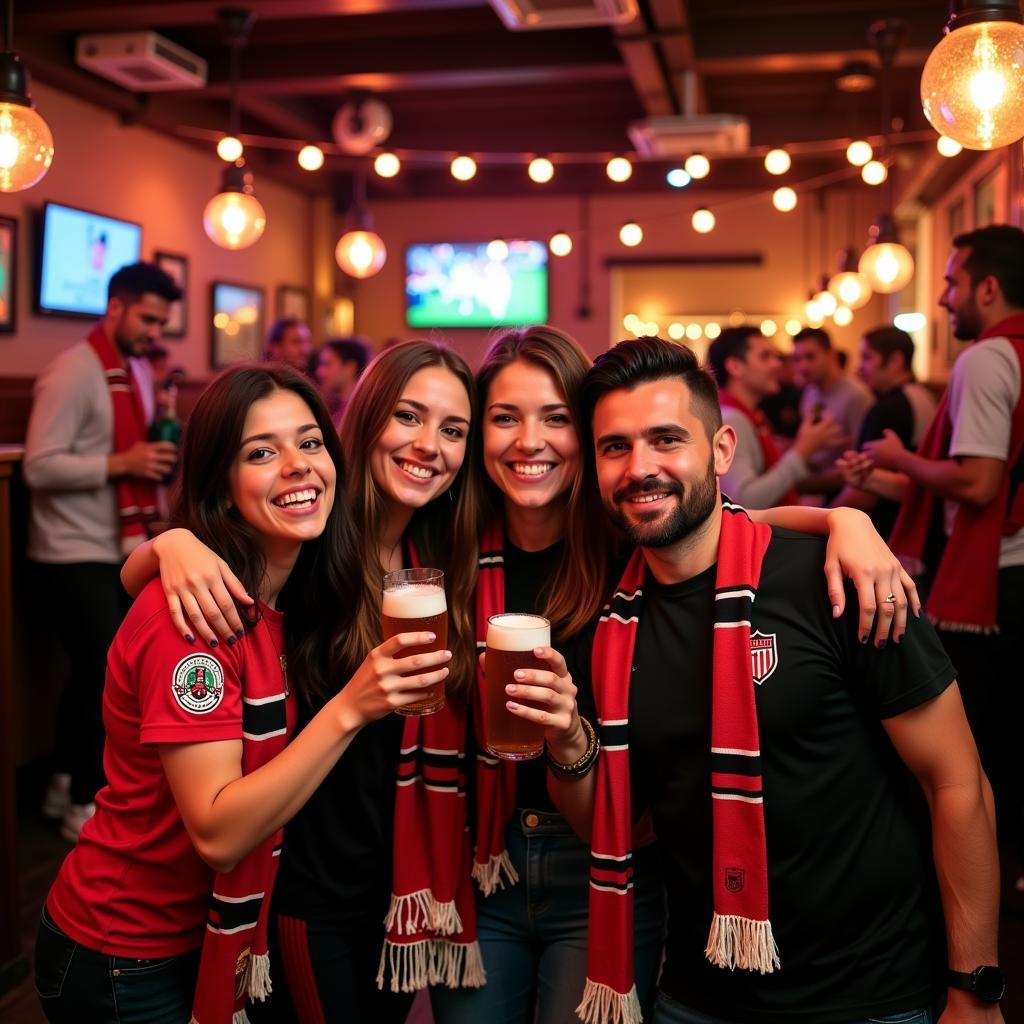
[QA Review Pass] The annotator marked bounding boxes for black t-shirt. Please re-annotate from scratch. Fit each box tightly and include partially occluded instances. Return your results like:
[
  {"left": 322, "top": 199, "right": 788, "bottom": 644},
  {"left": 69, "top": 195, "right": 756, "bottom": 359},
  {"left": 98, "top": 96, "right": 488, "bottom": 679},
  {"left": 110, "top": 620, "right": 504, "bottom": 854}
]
[
  {"left": 857, "top": 388, "right": 916, "bottom": 539},
  {"left": 572, "top": 529, "right": 954, "bottom": 1023}
]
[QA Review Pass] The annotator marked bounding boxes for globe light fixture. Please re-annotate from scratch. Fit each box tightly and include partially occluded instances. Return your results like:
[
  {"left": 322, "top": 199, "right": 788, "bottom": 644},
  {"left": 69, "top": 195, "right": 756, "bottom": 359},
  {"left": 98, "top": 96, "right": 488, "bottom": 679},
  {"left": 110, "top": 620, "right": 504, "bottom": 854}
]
[
  {"left": 451, "top": 155, "right": 477, "bottom": 181},
  {"left": 685, "top": 153, "right": 710, "bottom": 179},
  {"left": 606, "top": 156, "right": 632, "bottom": 182},
  {"left": 487, "top": 239, "right": 509, "bottom": 262},
  {"left": 203, "top": 163, "right": 267, "bottom": 250},
  {"left": 894, "top": 312, "right": 927, "bottom": 332},
  {"left": 686, "top": 323, "right": 703, "bottom": 341},
  {"left": 335, "top": 172, "right": 387, "bottom": 278},
  {"left": 528, "top": 157, "right": 554, "bottom": 183},
  {"left": 861, "top": 159, "right": 888, "bottom": 185},
  {"left": 846, "top": 139, "right": 874, "bottom": 166},
  {"left": 813, "top": 278, "right": 838, "bottom": 318},
  {"left": 785, "top": 318, "right": 802, "bottom": 336},
  {"left": 936, "top": 135, "right": 964, "bottom": 156},
  {"left": 549, "top": 232, "right": 572, "bottom": 256},
  {"left": 761, "top": 319, "right": 778, "bottom": 337},
  {"left": 832, "top": 305, "right": 854, "bottom": 327},
  {"left": 0, "top": 25, "right": 53, "bottom": 193},
  {"left": 691, "top": 207, "right": 715, "bottom": 233},
  {"left": 297, "top": 144, "right": 324, "bottom": 171},
  {"left": 705, "top": 322, "right": 721, "bottom": 340},
  {"left": 666, "top": 167, "right": 691, "bottom": 188},
  {"left": 668, "top": 322, "right": 685, "bottom": 340},
  {"left": 921, "top": 0, "right": 1024, "bottom": 150},
  {"left": 859, "top": 214, "right": 915, "bottom": 294},
  {"left": 619, "top": 222, "right": 643, "bottom": 247},
  {"left": 828, "top": 248, "right": 872, "bottom": 309},
  {"left": 374, "top": 152, "right": 400, "bottom": 178},
  {"left": 772, "top": 186, "right": 797, "bottom": 212},
  {"left": 217, "top": 135, "right": 243, "bottom": 162},
  {"left": 623, "top": 313, "right": 642, "bottom": 332},
  {"left": 764, "top": 148, "right": 791, "bottom": 175}
]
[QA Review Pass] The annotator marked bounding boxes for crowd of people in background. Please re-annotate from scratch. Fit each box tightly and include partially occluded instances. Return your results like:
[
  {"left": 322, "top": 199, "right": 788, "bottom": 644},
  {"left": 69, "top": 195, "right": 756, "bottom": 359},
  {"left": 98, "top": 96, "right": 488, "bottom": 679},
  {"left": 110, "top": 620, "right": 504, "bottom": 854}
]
[{"left": 20, "top": 223, "right": 1023, "bottom": 1024}]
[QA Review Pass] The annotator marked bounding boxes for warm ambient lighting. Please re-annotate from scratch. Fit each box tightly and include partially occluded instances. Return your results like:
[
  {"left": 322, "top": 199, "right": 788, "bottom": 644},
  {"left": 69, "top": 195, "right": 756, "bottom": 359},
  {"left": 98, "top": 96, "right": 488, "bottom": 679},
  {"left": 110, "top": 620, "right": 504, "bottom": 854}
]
[
  {"left": 619, "top": 222, "right": 643, "bottom": 247},
  {"left": 685, "top": 323, "right": 703, "bottom": 341},
  {"left": 832, "top": 305, "right": 854, "bottom": 327},
  {"left": 549, "top": 232, "right": 572, "bottom": 256},
  {"left": 451, "top": 155, "right": 477, "bottom": 181},
  {"left": 772, "top": 186, "right": 797, "bottom": 212},
  {"left": 374, "top": 152, "right": 401, "bottom": 178},
  {"left": 487, "top": 239, "right": 509, "bottom": 261},
  {"left": 666, "top": 167, "right": 691, "bottom": 188},
  {"left": 606, "top": 156, "right": 633, "bottom": 182},
  {"left": 528, "top": 157, "right": 554, "bottom": 183},
  {"left": 894, "top": 312, "right": 927, "bottom": 332},
  {"left": 335, "top": 229, "right": 387, "bottom": 279},
  {"left": 761, "top": 319, "right": 778, "bottom": 337},
  {"left": 921, "top": 3, "right": 1024, "bottom": 150},
  {"left": 861, "top": 159, "right": 888, "bottom": 185},
  {"left": 829, "top": 248, "right": 872, "bottom": 309},
  {"left": 203, "top": 164, "right": 266, "bottom": 250},
  {"left": 685, "top": 153, "right": 710, "bottom": 179},
  {"left": 297, "top": 144, "right": 324, "bottom": 171},
  {"left": 217, "top": 135, "right": 243, "bottom": 162},
  {"left": 846, "top": 139, "right": 873, "bottom": 166},
  {"left": 624, "top": 313, "right": 641, "bottom": 332},
  {"left": 691, "top": 207, "right": 715, "bottom": 233},
  {"left": 785, "top": 318, "right": 802, "bottom": 336},
  {"left": 764, "top": 148, "right": 791, "bottom": 175},
  {"left": 936, "top": 135, "right": 964, "bottom": 157},
  {"left": 859, "top": 215, "right": 915, "bottom": 294},
  {"left": 704, "top": 322, "right": 721, "bottom": 339},
  {"left": 813, "top": 287, "right": 838, "bottom": 318},
  {"left": 0, "top": 52, "right": 54, "bottom": 192},
  {"left": 668, "top": 322, "right": 685, "bottom": 340}
]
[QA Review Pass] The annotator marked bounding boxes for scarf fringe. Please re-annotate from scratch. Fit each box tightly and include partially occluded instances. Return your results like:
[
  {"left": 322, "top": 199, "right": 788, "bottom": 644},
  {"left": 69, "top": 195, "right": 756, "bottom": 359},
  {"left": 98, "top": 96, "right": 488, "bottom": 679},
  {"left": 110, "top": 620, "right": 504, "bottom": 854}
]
[
  {"left": 705, "top": 913, "right": 780, "bottom": 974},
  {"left": 471, "top": 850, "right": 520, "bottom": 896},
  {"left": 429, "top": 937, "right": 487, "bottom": 989},
  {"left": 932, "top": 618, "right": 999, "bottom": 635},
  {"left": 575, "top": 979, "right": 642, "bottom": 1024},
  {"left": 382, "top": 888, "right": 464, "bottom": 937},
  {"left": 246, "top": 952, "right": 272, "bottom": 1002},
  {"left": 376, "top": 938, "right": 486, "bottom": 993}
]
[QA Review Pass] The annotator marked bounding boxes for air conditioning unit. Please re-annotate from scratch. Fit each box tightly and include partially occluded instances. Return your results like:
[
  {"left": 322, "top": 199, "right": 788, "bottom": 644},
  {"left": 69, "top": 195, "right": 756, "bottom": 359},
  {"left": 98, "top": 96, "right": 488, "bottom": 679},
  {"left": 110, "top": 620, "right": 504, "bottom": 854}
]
[
  {"left": 628, "top": 114, "right": 750, "bottom": 158},
  {"left": 489, "top": 0, "right": 638, "bottom": 30},
  {"left": 76, "top": 32, "right": 207, "bottom": 91}
]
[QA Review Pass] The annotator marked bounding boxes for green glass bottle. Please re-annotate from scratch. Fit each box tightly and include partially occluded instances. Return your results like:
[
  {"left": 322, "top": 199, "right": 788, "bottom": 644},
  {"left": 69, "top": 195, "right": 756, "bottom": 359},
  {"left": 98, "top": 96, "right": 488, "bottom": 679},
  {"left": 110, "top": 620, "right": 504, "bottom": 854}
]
[{"left": 148, "top": 385, "right": 182, "bottom": 484}]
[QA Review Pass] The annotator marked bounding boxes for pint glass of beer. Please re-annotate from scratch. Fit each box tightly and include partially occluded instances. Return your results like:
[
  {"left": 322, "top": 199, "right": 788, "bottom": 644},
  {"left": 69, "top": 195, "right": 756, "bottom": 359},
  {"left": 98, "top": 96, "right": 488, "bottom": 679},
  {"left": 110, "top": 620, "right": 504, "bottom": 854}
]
[
  {"left": 381, "top": 568, "right": 448, "bottom": 716},
  {"left": 484, "top": 613, "right": 550, "bottom": 760}
]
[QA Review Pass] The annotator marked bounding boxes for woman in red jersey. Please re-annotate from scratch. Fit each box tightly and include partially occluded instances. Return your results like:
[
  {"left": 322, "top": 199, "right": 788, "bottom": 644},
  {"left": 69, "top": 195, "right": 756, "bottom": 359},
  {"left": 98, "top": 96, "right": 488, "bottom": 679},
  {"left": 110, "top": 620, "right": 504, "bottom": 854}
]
[{"left": 34, "top": 365, "right": 450, "bottom": 1024}]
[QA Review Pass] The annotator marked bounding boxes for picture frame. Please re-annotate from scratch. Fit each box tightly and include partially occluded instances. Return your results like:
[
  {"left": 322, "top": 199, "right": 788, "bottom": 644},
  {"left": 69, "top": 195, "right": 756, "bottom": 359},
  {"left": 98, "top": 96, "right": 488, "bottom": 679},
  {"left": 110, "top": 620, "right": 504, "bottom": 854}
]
[
  {"left": 210, "top": 281, "right": 265, "bottom": 369},
  {"left": 154, "top": 250, "right": 187, "bottom": 338},
  {"left": 0, "top": 216, "right": 16, "bottom": 333},
  {"left": 276, "top": 283, "right": 311, "bottom": 324}
]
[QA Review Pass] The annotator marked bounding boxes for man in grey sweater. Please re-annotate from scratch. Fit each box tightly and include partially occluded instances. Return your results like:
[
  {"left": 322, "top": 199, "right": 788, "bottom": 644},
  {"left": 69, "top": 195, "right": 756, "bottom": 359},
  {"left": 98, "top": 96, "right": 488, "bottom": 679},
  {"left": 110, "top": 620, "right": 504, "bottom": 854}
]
[{"left": 24, "top": 262, "right": 181, "bottom": 840}]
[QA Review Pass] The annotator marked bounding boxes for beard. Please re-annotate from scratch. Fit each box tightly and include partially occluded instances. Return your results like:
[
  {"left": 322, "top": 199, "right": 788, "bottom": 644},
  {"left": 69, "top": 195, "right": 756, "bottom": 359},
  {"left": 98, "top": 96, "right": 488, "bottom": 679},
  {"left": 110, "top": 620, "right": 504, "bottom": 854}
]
[
  {"left": 606, "top": 452, "right": 718, "bottom": 549},
  {"left": 950, "top": 298, "right": 983, "bottom": 341}
]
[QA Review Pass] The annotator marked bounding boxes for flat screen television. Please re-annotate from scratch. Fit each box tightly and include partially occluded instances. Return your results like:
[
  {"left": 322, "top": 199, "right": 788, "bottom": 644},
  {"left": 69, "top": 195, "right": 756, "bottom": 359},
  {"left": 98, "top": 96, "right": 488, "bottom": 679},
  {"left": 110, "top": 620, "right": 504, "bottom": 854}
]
[
  {"left": 405, "top": 240, "right": 548, "bottom": 328},
  {"left": 36, "top": 202, "right": 142, "bottom": 318}
]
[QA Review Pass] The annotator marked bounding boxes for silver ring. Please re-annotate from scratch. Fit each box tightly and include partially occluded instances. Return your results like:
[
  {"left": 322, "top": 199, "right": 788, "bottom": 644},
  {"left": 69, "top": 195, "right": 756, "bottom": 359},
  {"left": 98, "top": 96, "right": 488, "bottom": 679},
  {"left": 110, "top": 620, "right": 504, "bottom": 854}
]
[{"left": 884, "top": 593, "right": 896, "bottom": 603}]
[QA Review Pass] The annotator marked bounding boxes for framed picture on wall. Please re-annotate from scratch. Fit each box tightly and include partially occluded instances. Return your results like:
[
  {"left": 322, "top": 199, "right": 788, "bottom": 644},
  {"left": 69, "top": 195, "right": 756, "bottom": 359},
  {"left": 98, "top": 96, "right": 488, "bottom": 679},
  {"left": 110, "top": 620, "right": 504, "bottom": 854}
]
[
  {"left": 276, "top": 284, "right": 310, "bottom": 324},
  {"left": 154, "top": 250, "right": 187, "bottom": 338},
  {"left": 210, "top": 281, "right": 265, "bottom": 369},
  {"left": 0, "top": 216, "right": 16, "bottom": 333}
]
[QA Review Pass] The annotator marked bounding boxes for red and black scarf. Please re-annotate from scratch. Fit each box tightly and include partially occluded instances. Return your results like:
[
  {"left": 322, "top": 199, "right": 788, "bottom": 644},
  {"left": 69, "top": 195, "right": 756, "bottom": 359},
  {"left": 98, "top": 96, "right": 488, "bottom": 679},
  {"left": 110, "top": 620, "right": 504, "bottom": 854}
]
[
  {"left": 581, "top": 503, "right": 778, "bottom": 1024},
  {"left": 190, "top": 622, "right": 291, "bottom": 1024},
  {"left": 86, "top": 324, "right": 158, "bottom": 554},
  {"left": 380, "top": 544, "right": 485, "bottom": 993},
  {"left": 889, "top": 319, "right": 1024, "bottom": 633},
  {"left": 718, "top": 390, "right": 798, "bottom": 505}
]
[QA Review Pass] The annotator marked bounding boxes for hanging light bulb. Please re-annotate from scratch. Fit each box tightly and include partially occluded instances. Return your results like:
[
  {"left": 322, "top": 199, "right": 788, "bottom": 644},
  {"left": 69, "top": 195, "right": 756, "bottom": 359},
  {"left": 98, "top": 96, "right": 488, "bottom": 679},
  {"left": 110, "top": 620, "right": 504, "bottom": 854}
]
[
  {"left": 785, "top": 318, "right": 802, "bottom": 336},
  {"left": 374, "top": 152, "right": 400, "bottom": 178},
  {"left": 528, "top": 157, "right": 554, "bottom": 183},
  {"left": 804, "top": 292, "right": 822, "bottom": 322},
  {"left": 666, "top": 167, "right": 691, "bottom": 188},
  {"left": 846, "top": 139, "right": 874, "bottom": 166},
  {"left": 861, "top": 159, "right": 888, "bottom": 185},
  {"left": 0, "top": 45, "right": 53, "bottom": 192},
  {"left": 828, "top": 248, "right": 872, "bottom": 309},
  {"left": 814, "top": 288, "right": 838, "bottom": 318},
  {"left": 761, "top": 319, "right": 778, "bottom": 337},
  {"left": 668, "top": 322, "right": 686, "bottom": 340},
  {"left": 450, "top": 155, "right": 477, "bottom": 181},
  {"left": 772, "top": 186, "right": 798, "bottom": 212},
  {"left": 691, "top": 207, "right": 715, "bottom": 233},
  {"left": 203, "top": 162, "right": 267, "bottom": 250},
  {"left": 832, "top": 305, "right": 854, "bottom": 326},
  {"left": 764, "top": 148, "right": 791, "bottom": 175},
  {"left": 297, "top": 144, "right": 324, "bottom": 171},
  {"left": 921, "top": 0, "right": 1024, "bottom": 150},
  {"left": 335, "top": 170, "right": 386, "bottom": 279},
  {"left": 606, "top": 156, "right": 632, "bottom": 182},
  {"left": 936, "top": 135, "right": 964, "bottom": 156},
  {"left": 619, "top": 222, "right": 643, "bottom": 247},
  {"left": 705, "top": 322, "right": 722, "bottom": 339},
  {"left": 859, "top": 214, "right": 915, "bottom": 294},
  {"left": 217, "top": 135, "right": 243, "bottom": 162},
  {"left": 685, "top": 153, "right": 710, "bottom": 179},
  {"left": 549, "top": 232, "right": 572, "bottom": 256}
]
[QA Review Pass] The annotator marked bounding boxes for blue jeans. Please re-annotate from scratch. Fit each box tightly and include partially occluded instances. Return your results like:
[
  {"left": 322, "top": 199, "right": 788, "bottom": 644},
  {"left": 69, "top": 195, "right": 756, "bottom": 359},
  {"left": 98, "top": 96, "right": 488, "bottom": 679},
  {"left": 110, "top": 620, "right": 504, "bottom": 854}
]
[
  {"left": 653, "top": 991, "right": 936, "bottom": 1024},
  {"left": 35, "top": 907, "right": 201, "bottom": 1024},
  {"left": 430, "top": 808, "right": 666, "bottom": 1024}
]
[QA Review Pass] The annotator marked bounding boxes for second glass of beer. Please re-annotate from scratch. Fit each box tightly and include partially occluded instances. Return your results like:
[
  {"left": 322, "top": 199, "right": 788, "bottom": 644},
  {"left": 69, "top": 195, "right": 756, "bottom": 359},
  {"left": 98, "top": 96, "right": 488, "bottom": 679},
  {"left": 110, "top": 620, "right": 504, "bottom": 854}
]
[
  {"left": 381, "top": 568, "right": 448, "bottom": 716},
  {"left": 484, "top": 613, "right": 550, "bottom": 760}
]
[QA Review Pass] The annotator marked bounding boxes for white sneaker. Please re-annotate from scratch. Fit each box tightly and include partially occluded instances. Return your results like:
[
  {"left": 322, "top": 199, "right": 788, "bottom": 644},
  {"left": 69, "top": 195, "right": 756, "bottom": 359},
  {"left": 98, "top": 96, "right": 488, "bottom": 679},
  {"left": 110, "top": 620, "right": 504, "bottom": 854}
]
[
  {"left": 60, "top": 802, "right": 95, "bottom": 843},
  {"left": 41, "top": 773, "right": 71, "bottom": 819}
]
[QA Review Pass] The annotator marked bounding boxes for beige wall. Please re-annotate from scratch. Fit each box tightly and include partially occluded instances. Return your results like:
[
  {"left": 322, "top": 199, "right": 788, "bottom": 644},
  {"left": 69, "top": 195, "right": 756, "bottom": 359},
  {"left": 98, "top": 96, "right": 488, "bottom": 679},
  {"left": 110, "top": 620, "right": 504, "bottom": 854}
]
[{"left": 0, "top": 81, "right": 314, "bottom": 379}]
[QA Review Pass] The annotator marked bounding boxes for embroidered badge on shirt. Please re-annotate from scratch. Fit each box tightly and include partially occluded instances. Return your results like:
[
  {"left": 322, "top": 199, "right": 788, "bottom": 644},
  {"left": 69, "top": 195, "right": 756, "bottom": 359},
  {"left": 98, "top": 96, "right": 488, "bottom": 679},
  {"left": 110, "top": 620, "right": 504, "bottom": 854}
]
[
  {"left": 750, "top": 630, "right": 778, "bottom": 685},
  {"left": 172, "top": 654, "right": 225, "bottom": 714}
]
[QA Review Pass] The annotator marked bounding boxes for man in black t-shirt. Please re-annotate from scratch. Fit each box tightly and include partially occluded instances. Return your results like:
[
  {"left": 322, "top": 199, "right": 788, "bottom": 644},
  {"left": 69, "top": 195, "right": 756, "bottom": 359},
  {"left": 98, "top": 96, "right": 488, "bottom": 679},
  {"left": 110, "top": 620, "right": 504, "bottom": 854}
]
[{"left": 546, "top": 339, "right": 1003, "bottom": 1024}]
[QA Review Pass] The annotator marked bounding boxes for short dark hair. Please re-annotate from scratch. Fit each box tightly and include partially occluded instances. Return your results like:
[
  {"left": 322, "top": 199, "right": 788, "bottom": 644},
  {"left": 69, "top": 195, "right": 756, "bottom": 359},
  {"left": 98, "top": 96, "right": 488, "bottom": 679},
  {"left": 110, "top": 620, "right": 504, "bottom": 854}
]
[
  {"left": 268, "top": 317, "right": 306, "bottom": 346},
  {"left": 707, "top": 327, "right": 758, "bottom": 388},
  {"left": 107, "top": 262, "right": 181, "bottom": 305},
  {"left": 793, "top": 326, "right": 832, "bottom": 351},
  {"left": 953, "top": 224, "right": 1024, "bottom": 308},
  {"left": 583, "top": 337, "right": 722, "bottom": 441},
  {"left": 863, "top": 326, "right": 915, "bottom": 373},
  {"left": 325, "top": 337, "right": 371, "bottom": 375}
]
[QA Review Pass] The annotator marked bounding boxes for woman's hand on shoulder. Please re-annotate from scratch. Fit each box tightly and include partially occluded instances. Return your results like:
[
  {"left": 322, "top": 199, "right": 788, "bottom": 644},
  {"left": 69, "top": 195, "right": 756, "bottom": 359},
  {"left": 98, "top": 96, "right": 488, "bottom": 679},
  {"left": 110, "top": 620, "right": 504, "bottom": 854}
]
[{"left": 153, "top": 528, "right": 254, "bottom": 645}]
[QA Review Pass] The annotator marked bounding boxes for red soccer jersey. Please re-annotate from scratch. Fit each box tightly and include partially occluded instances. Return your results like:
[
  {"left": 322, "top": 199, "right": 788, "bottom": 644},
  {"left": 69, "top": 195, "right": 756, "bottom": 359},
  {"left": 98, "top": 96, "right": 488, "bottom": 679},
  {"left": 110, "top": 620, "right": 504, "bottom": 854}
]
[{"left": 47, "top": 579, "right": 294, "bottom": 957}]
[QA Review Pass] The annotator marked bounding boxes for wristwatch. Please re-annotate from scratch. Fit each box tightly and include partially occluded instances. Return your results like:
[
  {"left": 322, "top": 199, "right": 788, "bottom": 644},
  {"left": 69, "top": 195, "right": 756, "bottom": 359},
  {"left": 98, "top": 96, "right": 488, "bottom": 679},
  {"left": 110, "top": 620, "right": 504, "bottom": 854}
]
[{"left": 947, "top": 965, "right": 1006, "bottom": 1003}]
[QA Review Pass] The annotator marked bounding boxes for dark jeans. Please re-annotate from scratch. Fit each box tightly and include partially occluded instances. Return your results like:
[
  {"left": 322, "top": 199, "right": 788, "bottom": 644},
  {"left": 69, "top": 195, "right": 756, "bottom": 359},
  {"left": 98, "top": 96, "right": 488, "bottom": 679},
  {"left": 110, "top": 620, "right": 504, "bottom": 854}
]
[
  {"left": 34, "top": 907, "right": 200, "bottom": 1024},
  {"left": 652, "top": 993, "right": 935, "bottom": 1024},
  {"left": 32, "top": 561, "right": 131, "bottom": 804}
]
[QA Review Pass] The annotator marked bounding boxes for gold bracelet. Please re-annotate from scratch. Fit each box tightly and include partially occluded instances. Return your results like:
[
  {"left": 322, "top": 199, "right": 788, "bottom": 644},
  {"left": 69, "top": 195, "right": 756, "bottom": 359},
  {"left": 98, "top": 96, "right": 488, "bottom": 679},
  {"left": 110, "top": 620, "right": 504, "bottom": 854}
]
[{"left": 546, "top": 716, "right": 600, "bottom": 777}]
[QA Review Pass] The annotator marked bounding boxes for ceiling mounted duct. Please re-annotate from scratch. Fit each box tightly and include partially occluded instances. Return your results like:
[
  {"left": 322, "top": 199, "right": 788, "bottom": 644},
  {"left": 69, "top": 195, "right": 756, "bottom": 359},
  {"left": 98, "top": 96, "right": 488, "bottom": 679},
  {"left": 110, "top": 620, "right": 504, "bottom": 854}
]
[
  {"left": 76, "top": 31, "right": 207, "bottom": 91},
  {"left": 488, "top": 0, "right": 637, "bottom": 30}
]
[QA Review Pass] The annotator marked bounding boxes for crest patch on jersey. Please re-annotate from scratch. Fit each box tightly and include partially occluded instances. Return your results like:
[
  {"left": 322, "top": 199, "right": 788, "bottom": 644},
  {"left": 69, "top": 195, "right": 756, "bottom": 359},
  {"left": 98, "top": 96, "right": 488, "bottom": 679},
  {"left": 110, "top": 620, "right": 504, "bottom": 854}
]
[
  {"left": 750, "top": 630, "right": 778, "bottom": 685},
  {"left": 172, "top": 653, "right": 225, "bottom": 714}
]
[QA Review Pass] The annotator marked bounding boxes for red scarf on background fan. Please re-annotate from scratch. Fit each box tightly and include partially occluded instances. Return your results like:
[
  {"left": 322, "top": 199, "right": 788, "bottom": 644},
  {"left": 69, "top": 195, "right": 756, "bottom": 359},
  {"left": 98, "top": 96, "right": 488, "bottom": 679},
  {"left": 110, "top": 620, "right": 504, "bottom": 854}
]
[
  {"left": 889, "top": 318, "right": 1024, "bottom": 633},
  {"left": 86, "top": 324, "right": 157, "bottom": 554},
  {"left": 379, "top": 544, "right": 484, "bottom": 994},
  {"left": 190, "top": 626, "right": 291, "bottom": 1024},
  {"left": 718, "top": 390, "right": 798, "bottom": 505},
  {"left": 581, "top": 503, "right": 777, "bottom": 1024}
]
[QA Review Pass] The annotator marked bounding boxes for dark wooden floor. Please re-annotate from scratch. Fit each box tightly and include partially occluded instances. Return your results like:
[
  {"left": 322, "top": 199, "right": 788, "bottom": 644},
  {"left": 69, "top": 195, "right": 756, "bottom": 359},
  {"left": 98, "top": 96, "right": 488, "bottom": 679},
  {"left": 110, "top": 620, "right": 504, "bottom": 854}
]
[{"left": 3, "top": 777, "right": 1022, "bottom": 1024}]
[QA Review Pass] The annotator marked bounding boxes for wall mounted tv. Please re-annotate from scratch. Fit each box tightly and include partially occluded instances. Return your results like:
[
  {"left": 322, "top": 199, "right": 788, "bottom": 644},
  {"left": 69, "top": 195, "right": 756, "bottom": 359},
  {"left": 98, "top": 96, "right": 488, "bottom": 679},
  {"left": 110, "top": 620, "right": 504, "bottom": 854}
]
[
  {"left": 36, "top": 202, "right": 142, "bottom": 318},
  {"left": 405, "top": 240, "right": 548, "bottom": 328}
]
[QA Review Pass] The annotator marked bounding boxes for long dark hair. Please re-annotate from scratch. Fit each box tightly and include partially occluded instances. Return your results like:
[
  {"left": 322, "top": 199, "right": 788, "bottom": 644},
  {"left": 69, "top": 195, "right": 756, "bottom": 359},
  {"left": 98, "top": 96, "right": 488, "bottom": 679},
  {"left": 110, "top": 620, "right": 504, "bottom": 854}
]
[
  {"left": 338, "top": 341, "right": 481, "bottom": 702},
  {"left": 174, "top": 364, "right": 358, "bottom": 705}
]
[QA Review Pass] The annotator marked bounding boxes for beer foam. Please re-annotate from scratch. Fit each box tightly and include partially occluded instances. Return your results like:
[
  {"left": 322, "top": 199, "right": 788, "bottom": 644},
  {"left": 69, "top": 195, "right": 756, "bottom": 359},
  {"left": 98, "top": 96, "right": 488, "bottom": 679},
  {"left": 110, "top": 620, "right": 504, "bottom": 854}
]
[
  {"left": 382, "top": 583, "right": 447, "bottom": 618},
  {"left": 487, "top": 614, "right": 550, "bottom": 651}
]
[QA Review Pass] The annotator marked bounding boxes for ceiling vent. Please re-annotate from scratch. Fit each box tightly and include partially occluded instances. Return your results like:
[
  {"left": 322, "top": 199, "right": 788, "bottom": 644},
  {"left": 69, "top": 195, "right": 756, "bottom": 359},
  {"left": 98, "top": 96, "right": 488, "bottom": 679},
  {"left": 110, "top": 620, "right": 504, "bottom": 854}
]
[
  {"left": 76, "top": 32, "right": 207, "bottom": 91},
  {"left": 489, "top": 0, "right": 638, "bottom": 30},
  {"left": 628, "top": 114, "right": 750, "bottom": 157}
]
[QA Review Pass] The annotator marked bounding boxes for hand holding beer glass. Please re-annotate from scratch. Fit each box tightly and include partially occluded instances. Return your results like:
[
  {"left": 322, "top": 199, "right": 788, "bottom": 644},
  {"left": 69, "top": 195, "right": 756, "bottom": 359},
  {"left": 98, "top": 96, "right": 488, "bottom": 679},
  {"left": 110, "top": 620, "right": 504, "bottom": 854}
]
[
  {"left": 484, "top": 614, "right": 578, "bottom": 760},
  {"left": 382, "top": 568, "right": 449, "bottom": 715}
]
